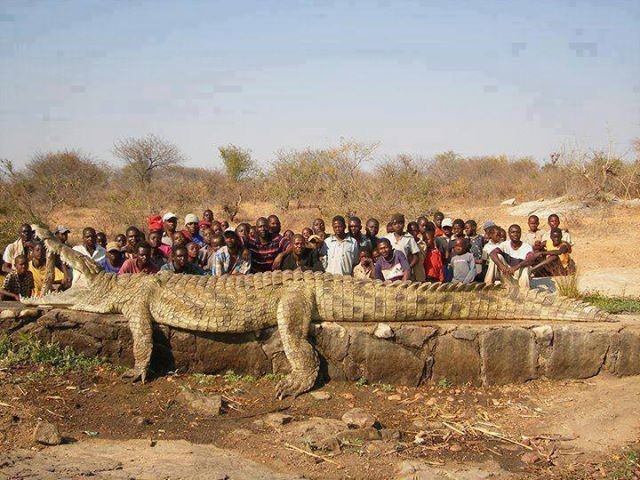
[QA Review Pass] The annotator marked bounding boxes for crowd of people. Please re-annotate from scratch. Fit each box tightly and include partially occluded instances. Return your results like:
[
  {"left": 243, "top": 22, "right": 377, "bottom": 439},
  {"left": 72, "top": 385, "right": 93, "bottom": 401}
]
[{"left": 0, "top": 209, "right": 575, "bottom": 300}]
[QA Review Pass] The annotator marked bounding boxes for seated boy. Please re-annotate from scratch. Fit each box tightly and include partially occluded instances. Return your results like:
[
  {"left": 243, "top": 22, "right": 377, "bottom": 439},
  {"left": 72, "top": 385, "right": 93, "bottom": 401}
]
[
  {"left": 0, "top": 255, "right": 34, "bottom": 301},
  {"left": 485, "top": 224, "right": 535, "bottom": 289},
  {"left": 450, "top": 238, "right": 476, "bottom": 284},
  {"left": 531, "top": 228, "right": 575, "bottom": 276},
  {"left": 353, "top": 250, "right": 375, "bottom": 280}
]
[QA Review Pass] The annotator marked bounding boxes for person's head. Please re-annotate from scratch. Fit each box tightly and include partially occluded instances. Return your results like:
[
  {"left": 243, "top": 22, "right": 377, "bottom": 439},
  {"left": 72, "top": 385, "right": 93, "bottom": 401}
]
[
  {"left": 550, "top": 227, "right": 563, "bottom": 246},
  {"left": 528, "top": 215, "right": 540, "bottom": 232},
  {"left": 202, "top": 227, "right": 214, "bottom": 246},
  {"left": 96, "top": 232, "right": 107, "bottom": 248},
  {"left": 425, "top": 230, "right": 435, "bottom": 248},
  {"left": 54, "top": 226, "right": 70, "bottom": 244},
  {"left": 548, "top": 214, "right": 560, "bottom": 230},
  {"left": 377, "top": 238, "right": 393, "bottom": 259},
  {"left": 312, "top": 218, "right": 326, "bottom": 234},
  {"left": 173, "top": 246, "right": 188, "bottom": 270},
  {"left": 302, "top": 227, "right": 313, "bottom": 240},
  {"left": 149, "top": 230, "right": 163, "bottom": 248},
  {"left": 348, "top": 216, "right": 362, "bottom": 237},
  {"left": 136, "top": 242, "right": 152, "bottom": 267},
  {"left": 464, "top": 220, "right": 477, "bottom": 237},
  {"left": 283, "top": 229, "right": 294, "bottom": 241},
  {"left": 292, "top": 234, "right": 306, "bottom": 256},
  {"left": 452, "top": 219, "right": 465, "bottom": 237},
  {"left": 386, "top": 222, "right": 393, "bottom": 234},
  {"left": 441, "top": 218, "right": 453, "bottom": 237},
  {"left": 184, "top": 214, "right": 199, "bottom": 236},
  {"left": 126, "top": 226, "right": 141, "bottom": 248},
  {"left": 508, "top": 224, "right": 522, "bottom": 243},
  {"left": 14, "top": 254, "right": 28, "bottom": 274},
  {"left": 221, "top": 231, "right": 238, "bottom": 250},
  {"left": 115, "top": 234, "right": 126, "bottom": 249},
  {"left": 498, "top": 227, "right": 507, "bottom": 242},
  {"left": 203, "top": 209, "right": 214, "bottom": 223},
  {"left": 372, "top": 247, "right": 380, "bottom": 262},
  {"left": 82, "top": 227, "right": 97, "bottom": 249},
  {"left": 390, "top": 213, "right": 405, "bottom": 234},
  {"left": 106, "top": 242, "right": 122, "bottom": 265},
  {"left": 482, "top": 220, "right": 496, "bottom": 238},
  {"left": 236, "top": 223, "right": 251, "bottom": 239},
  {"left": 267, "top": 215, "right": 281, "bottom": 236},
  {"left": 172, "top": 231, "right": 187, "bottom": 248},
  {"left": 433, "top": 212, "right": 444, "bottom": 228},
  {"left": 30, "top": 241, "right": 45, "bottom": 262},
  {"left": 249, "top": 225, "right": 258, "bottom": 238},
  {"left": 220, "top": 220, "right": 230, "bottom": 231},
  {"left": 365, "top": 218, "right": 379, "bottom": 237},
  {"left": 332, "top": 215, "right": 346, "bottom": 237},
  {"left": 18, "top": 224, "right": 33, "bottom": 244},
  {"left": 211, "top": 234, "right": 224, "bottom": 250},
  {"left": 359, "top": 249, "right": 373, "bottom": 266},
  {"left": 417, "top": 216, "right": 428, "bottom": 234},
  {"left": 186, "top": 242, "right": 200, "bottom": 261},
  {"left": 256, "top": 217, "right": 271, "bottom": 240},
  {"left": 487, "top": 226, "right": 501, "bottom": 244},
  {"left": 162, "top": 212, "right": 178, "bottom": 233},
  {"left": 209, "top": 221, "right": 222, "bottom": 235},
  {"left": 453, "top": 237, "right": 469, "bottom": 256},
  {"left": 407, "top": 221, "right": 419, "bottom": 239}
]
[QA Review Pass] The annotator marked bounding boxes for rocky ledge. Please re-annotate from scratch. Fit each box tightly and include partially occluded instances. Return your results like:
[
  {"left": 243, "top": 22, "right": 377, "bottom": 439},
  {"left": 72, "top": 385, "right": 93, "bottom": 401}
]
[{"left": 1, "top": 304, "right": 638, "bottom": 386}]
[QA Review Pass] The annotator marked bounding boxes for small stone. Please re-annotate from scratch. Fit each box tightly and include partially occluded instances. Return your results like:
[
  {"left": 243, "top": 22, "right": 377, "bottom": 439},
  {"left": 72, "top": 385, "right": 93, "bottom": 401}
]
[
  {"left": 341, "top": 393, "right": 355, "bottom": 400},
  {"left": 33, "top": 420, "right": 62, "bottom": 445},
  {"left": 342, "top": 408, "right": 376, "bottom": 429},
  {"left": 310, "top": 391, "right": 332, "bottom": 401},
  {"left": 532, "top": 325, "right": 553, "bottom": 346},
  {"left": 396, "top": 461, "right": 417, "bottom": 475},
  {"left": 19, "top": 308, "right": 39, "bottom": 318},
  {"left": 176, "top": 389, "right": 222, "bottom": 416},
  {"left": 336, "top": 427, "right": 381, "bottom": 443},
  {"left": 0, "top": 310, "right": 16, "bottom": 319},
  {"left": 501, "top": 197, "right": 517, "bottom": 206},
  {"left": 412, "top": 419, "right": 442, "bottom": 431},
  {"left": 452, "top": 328, "right": 477, "bottom": 341},
  {"left": 521, "top": 452, "right": 541, "bottom": 464},
  {"left": 265, "top": 413, "right": 293, "bottom": 428},
  {"left": 315, "top": 436, "right": 341, "bottom": 453},
  {"left": 387, "top": 394, "right": 402, "bottom": 401},
  {"left": 446, "top": 396, "right": 455, "bottom": 402},
  {"left": 374, "top": 323, "right": 394, "bottom": 339}
]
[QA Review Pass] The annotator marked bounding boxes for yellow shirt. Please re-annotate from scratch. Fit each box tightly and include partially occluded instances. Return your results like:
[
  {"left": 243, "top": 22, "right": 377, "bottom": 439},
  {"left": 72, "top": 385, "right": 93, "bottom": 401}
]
[
  {"left": 29, "top": 262, "right": 64, "bottom": 296},
  {"left": 545, "top": 239, "right": 571, "bottom": 270}
]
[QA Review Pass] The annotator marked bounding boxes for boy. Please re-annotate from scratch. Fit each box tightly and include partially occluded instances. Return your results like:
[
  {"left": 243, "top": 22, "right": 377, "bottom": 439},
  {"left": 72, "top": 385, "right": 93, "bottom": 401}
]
[
  {"left": 99, "top": 242, "right": 124, "bottom": 273},
  {"left": 450, "top": 238, "right": 476, "bottom": 284},
  {"left": 1, "top": 255, "right": 34, "bottom": 300},
  {"left": 353, "top": 250, "right": 375, "bottom": 280},
  {"left": 29, "top": 242, "right": 64, "bottom": 296},
  {"left": 385, "top": 213, "right": 420, "bottom": 272},
  {"left": 464, "top": 219, "right": 484, "bottom": 280},
  {"left": 423, "top": 230, "right": 444, "bottom": 282},
  {"left": 481, "top": 226, "right": 501, "bottom": 279},
  {"left": 433, "top": 212, "right": 445, "bottom": 237},
  {"left": 525, "top": 215, "right": 544, "bottom": 247},
  {"left": 531, "top": 228, "right": 575, "bottom": 276},
  {"left": 542, "top": 214, "right": 573, "bottom": 246}
]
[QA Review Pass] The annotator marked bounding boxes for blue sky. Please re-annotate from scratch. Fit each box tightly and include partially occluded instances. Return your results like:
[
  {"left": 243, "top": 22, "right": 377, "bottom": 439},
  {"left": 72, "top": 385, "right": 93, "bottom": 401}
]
[{"left": 1, "top": 0, "right": 638, "bottom": 169}]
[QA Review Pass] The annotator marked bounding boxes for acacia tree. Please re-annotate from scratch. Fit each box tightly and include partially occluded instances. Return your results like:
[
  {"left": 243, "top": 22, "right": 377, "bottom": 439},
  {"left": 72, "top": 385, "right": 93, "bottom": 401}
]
[
  {"left": 113, "top": 134, "right": 184, "bottom": 189},
  {"left": 218, "top": 144, "right": 257, "bottom": 182}
]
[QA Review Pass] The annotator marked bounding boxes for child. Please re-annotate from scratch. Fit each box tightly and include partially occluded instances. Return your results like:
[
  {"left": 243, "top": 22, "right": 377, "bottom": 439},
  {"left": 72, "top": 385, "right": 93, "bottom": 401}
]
[
  {"left": 423, "top": 231, "right": 444, "bottom": 282},
  {"left": 374, "top": 238, "right": 411, "bottom": 281},
  {"left": 464, "top": 219, "right": 484, "bottom": 280},
  {"left": 0, "top": 255, "right": 34, "bottom": 300},
  {"left": 481, "top": 226, "right": 501, "bottom": 275},
  {"left": 115, "top": 234, "right": 127, "bottom": 250},
  {"left": 525, "top": 215, "right": 544, "bottom": 247},
  {"left": 531, "top": 228, "right": 575, "bottom": 276},
  {"left": 186, "top": 242, "right": 201, "bottom": 266},
  {"left": 450, "top": 238, "right": 476, "bottom": 284},
  {"left": 542, "top": 214, "right": 573, "bottom": 246},
  {"left": 353, "top": 250, "right": 375, "bottom": 280}
]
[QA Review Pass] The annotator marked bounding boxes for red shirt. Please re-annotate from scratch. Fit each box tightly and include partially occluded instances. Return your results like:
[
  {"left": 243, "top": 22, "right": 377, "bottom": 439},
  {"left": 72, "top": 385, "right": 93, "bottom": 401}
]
[
  {"left": 423, "top": 248, "right": 444, "bottom": 282},
  {"left": 118, "top": 259, "right": 160, "bottom": 275}
]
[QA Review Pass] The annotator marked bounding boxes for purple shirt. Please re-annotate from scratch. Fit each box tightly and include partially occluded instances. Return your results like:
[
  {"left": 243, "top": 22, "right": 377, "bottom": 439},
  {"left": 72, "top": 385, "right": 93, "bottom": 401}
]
[{"left": 374, "top": 251, "right": 410, "bottom": 281}]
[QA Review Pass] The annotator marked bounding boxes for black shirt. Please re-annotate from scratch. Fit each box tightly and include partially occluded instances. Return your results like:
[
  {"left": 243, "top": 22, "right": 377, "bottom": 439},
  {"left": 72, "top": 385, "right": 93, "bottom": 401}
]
[{"left": 279, "top": 249, "right": 324, "bottom": 272}]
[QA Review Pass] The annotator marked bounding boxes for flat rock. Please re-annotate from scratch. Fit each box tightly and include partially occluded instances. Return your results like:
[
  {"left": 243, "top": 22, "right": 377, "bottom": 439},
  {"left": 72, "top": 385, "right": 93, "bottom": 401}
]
[
  {"left": 394, "top": 325, "right": 437, "bottom": 349},
  {"left": 176, "top": 389, "right": 222, "bottom": 416},
  {"left": 432, "top": 335, "right": 481, "bottom": 386},
  {"left": 501, "top": 197, "right": 517, "bottom": 206},
  {"left": 336, "top": 427, "right": 381, "bottom": 443},
  {"left": 547, "top": 328, "right": 610, "bottom": 379},
  {"left": 0, "top": 309, "right": 16, "bottom": 319},
  {"left": 286, "top": 417, "right": 345, "bottom": 452},
  {"left": 374, "top": 323, "right": 394, "bottom": 339},
  {"left": 33, "top": 420, "right": 62, "bottom": 446},
  {"left": 264, "top": 413, "right": 293, "bottom": 428},
  {"left": 309, "top": 391, "right": 332, "bottom": 401},
  {"left": 480, "top": 327, "right": 538, "bottom": 385},
  {"left": 341, "top": 408, "right": 376, "bottom": 429}
]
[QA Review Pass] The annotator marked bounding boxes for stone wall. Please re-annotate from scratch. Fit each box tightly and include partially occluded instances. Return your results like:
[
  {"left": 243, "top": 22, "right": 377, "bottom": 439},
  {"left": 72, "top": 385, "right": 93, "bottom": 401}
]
[{"left": 1, "top": 304, "right": 639, "bottom": 386}]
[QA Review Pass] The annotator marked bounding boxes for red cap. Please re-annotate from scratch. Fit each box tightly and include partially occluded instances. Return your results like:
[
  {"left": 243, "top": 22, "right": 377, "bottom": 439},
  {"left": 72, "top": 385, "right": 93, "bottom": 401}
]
[
  {"left": 199, "top": 220, "right": 212, "bottom": 228},
  {"left": 148, "top": 215, "right": 163, "bottom": 232}
]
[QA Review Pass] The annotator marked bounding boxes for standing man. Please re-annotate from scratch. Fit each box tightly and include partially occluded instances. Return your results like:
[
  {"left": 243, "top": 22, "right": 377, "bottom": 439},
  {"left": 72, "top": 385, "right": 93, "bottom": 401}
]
[
  {"left": 119, "top": 242, "right": 160, "bottom": 274},
  {"left": 72, "top": 227, "right": 106, "bottom": 286},
  {"left": 182, "top": 214, "right": 205, "bottom": 247},
  {"left": 2, "top": 224, "right": 33, "bottom": 273},
  {"left": 312, "top": 218, "right": 327, "bottom": 240},
  {"left": 323, "top": 216, "right": 359, "bottom": 275},
  {"left": 365, "top": 218, "right": 380, "bottom": 247},
  {"left": 161, "top": 212, "right": 178, "bottom": 247},
  {"left": 385, "top": 214, "right": 420, "bottom": 272},
  {"left": 245, "top": 217, "right": 288, "bottom": 273},
  {"left": 268, "top": 215, "right": 282, "bottom": 237},
  {"left": 348, "top": 216, "right": 372, "bottom": 252}
]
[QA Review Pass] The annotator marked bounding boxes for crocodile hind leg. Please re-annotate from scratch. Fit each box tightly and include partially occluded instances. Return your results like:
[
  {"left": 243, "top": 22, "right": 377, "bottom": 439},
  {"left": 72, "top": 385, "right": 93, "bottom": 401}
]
[
  {"left": 275, "top": 286, "right": 319, "bottom": 399},
  {"left": 121, "top": 300, "right": 154, "bottom": 384}
]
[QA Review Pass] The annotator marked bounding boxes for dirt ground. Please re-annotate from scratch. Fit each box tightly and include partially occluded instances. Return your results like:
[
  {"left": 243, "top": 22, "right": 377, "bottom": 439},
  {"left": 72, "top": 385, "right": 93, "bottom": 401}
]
[{"left": 1, "top": 358, "right": 639, "bottom": 479}]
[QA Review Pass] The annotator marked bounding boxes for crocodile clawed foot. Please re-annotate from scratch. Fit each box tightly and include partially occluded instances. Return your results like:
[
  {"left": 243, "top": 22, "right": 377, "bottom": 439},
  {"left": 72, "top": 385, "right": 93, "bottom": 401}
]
[
  {"left": 275, "top": 372, "right": 315, "bottom": 400},
  {"left": 121, "top": 368, "right": 147, "bottom": 384}
]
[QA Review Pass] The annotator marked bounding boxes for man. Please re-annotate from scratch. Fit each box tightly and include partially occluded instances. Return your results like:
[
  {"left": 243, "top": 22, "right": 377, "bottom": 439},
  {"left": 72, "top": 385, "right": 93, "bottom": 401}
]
[
  {"left": 72, "top": 227, "right": 106, "bottom": 286},
  {"left": 96, "top": 232, "right": 107, "bottom": 250},
  {"left": 160, "top": 246, "right": 205, "bottom": 274},
  {"left": 433, "top": 212, "right": 445, "bottom": 237},
  {"left": 312, "top": 218, "right": 327, "bottom": 240},
  {"left": 365, "top": 218, "right": 380, "bottom": 246},
  {"left": 148, "top": 230, "right": 168, "bottom": 268},
  {"left": 323, "top": 216, "right": 359, "bottom": 275},
  {"left": 347, "top": 216, "right": 373, "bottom": 252},
  {"left": 161, "top": 212, "right": 178, "bottom": 247},
  {"left": 28, "top": 241, "right": 64, "bottom": 296},
  {"left": 124, "top": 226, "right": 142, "bottom": 259},
  {"left": 385, "top": 214, "right": 420, "bottom": 271},
  {"left": 203, "top": 209, "right": 215, "bottom": 224},
  {"left": 279, "top": 234, "right": 324, "bottom": 272},
  {"left": 212, "top": 231, "right": 251, "bottom": 276},
  {"left": 268, "top": 215, "right": 282, "bottom": 237},
  {"left": 2, "top": 224, "right": 33, "bottom": 273},
  {"left": 0, "top": 255, "right": 34, "bottom": 300},
  {"left": 182, "top": 214, "right": 205, "bottom": 247},
  {"left": 486, "top": 224, "right": 535, "bottom": 289},
  {"left": 374, "top": 238, "right": 411, "bottom": 281},
  {"left": 482, "top": 220, "right": 496, "bottom": 242},
  {"left": 119, "top": 242, "right": 160, "bottom": 275},
  {"left": 99, "top": 242, "right": 124, "bottom": 273},
  {"left": 53, "top": 225, "right": 73, "bottom": 289},
  {"left": 245, "top": 217, "right": 288, "bottom": 273}
]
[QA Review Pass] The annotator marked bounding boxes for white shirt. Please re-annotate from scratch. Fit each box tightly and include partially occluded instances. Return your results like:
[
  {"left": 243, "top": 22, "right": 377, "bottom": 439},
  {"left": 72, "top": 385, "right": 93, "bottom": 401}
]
[
  {"left": 498, "top": 240, "right": 532, "bottom": 261},
  {"left": 2, "top": 238, "right": 27, "bottom": 267},
  {"left": 324, "top": 236, "right": 359, "bottom": 275},
  {"left": 72, "top": 245, "right": 106, "bottom": 286},
  {"left": 385, "top": 233, "right": 420, "bottom": 258}
]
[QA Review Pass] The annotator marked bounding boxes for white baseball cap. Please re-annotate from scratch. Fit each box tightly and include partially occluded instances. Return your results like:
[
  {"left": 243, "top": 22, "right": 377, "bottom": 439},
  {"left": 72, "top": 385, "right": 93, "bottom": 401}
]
[
  {"left": 441, "top": 218, "right": 453, "bottom": 228},
  {"left": 184, "top": 213, "right": 199, "bottom": 225},
  {"left": 162, "top": 212, "right": 177, "bottom": 221}
]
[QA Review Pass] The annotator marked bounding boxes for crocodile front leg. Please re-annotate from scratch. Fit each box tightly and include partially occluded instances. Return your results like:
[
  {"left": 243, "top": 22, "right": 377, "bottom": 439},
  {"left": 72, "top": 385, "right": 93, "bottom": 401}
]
[
  {"left": 275, "top": 286, "right": 319, "bottom": 399},
  {"left": 121, "top": 299, "right": 154, "bottom": 383}
]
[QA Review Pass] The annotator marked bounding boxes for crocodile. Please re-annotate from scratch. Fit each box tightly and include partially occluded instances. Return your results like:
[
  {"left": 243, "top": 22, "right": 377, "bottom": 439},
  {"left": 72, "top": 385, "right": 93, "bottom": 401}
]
[{"left": 21, "top": 226, "right": 609, "bottom": 398}]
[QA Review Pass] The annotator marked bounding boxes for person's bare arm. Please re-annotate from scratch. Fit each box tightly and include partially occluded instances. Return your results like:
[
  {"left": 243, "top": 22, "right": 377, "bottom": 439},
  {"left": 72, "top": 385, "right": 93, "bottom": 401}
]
[
  {"left": 0, "top": 288, "right": 19, "bottom": 301},
  {"left": 1, "top": 262, "right": 12, "bottom": 274},
  {"left": 271, "top": 245, "right": 293, "bottom": 270},
  {"left": 408, "top": 252, "right": 418, "bottom": 268},
  {"left": 489, "top": 248, "right": 511, "bottom": 276}
]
